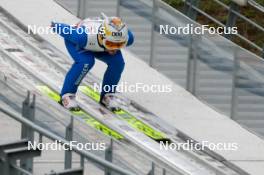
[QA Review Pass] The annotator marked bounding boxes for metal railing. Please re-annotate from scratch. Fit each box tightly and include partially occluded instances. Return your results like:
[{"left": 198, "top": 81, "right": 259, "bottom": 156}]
[
  {"left": 248, "top": 0, "right": 264, "bottom": 12},
  {"left": 183, "top": 0, "right": 264, "bottom": 57},
  {"left": 156, "top": 0, "right": 264, "bottom": 122},
  {"left": 0, "top": 91, "right": 136, "bottom": 175},
  {"left": 0, "top": 73, "right": 176, "bottom": 175}
]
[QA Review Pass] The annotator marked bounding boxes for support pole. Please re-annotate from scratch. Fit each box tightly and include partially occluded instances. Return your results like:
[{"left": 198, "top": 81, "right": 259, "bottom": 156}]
[
  {"left": 162, "top": 168, "right": 166, "bottom": 175},
  {"left": 104, "top": 139, "right": 113, "bottom": 175},
  {"left": 192, "top": 35, "right": 198, "bottom": 95},
  {"left": 147, "top": 162, "right": 155, "bottom": 175},
  {"left": 2, "top": 155, "right": 9, "bottom": 175},
  {"left": 231, "top": 47, "right": 240, "bottom": 119},
  {"left": 80, "top": 155, "right": 84, "bottom": 168},
  {"left": 77, "top": 0, "right": 87, "bottom": 19},
  {"left": 21, "top": 91, "right": 35, "bottom": 173},
  {"left": 262, "top": 46, "right": 264, "bottom": 59},
  {"left": 225, "top": 2, "right": 240, "bottom": 39},
  {"left": 183, "top": 0, "right": 191, "bottom": 14},
  {"left": 186, "top": 34, "right": 198, "bottom": 95},
  {"left": 186, "top": 0, "right": 200, "bottom": 20},
  {"left": 116, "top": 0, "right": 121, "bottom": 17},
  {"left": 149, "top": 0, "right": 158, "bottom": 67},
  {"left": 186, "top": 34, "right": 193, "bottom": 91},
  {"left": 65, "top": 116, "right": 74, "bottom": 169}
]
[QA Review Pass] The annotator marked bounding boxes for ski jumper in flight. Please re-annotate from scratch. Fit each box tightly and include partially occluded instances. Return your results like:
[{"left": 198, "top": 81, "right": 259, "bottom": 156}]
[{"left": 51, "top": 14, "right": 134, "bottom": 111}]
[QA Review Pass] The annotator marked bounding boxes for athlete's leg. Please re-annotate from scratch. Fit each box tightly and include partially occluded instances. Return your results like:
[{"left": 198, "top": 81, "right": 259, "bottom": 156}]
[
  {"left": 95, "top": 50, "right": 125, "bottom": 102},
  {"left": 60, "top": 40, "right": 95, "bottom": 96}
]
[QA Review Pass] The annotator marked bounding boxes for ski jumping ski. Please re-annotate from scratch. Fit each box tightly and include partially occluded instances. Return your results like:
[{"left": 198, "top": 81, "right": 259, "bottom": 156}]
[
  {"left": 36, "top": 85, "right": 124, "bottom": 140},
  {"left": 79, "top": 85, "right": 170, "bottom": 142}
]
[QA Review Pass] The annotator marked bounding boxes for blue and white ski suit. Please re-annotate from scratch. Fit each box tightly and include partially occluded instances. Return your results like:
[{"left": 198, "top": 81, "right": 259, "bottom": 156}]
[{"left": 52, "top": 18, "right": 134, "bottom": 101}]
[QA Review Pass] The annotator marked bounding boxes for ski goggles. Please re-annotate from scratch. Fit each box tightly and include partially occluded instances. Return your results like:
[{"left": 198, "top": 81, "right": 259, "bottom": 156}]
[{"left": 103, "top": 40, "right": 126, "bottom": 50}]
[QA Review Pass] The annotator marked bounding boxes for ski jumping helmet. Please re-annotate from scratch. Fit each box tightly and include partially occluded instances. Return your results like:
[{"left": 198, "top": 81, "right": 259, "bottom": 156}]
[{"left": 101, "top": 13, "right": 128, "bottom": 50}]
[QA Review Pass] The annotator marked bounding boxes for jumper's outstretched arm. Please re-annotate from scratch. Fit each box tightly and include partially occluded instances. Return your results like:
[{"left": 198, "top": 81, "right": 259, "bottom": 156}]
[{"left": 51, "top": 22, "right": 87, "bottom": 48}]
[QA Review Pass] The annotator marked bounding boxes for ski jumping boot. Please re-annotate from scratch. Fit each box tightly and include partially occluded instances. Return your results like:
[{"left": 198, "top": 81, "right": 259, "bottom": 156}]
[
  {"left": 60, "top": 93, "right": 81, "bottom": 111},
  {"left": 100, "top": 93, "right": 121, "bottom": 112}
]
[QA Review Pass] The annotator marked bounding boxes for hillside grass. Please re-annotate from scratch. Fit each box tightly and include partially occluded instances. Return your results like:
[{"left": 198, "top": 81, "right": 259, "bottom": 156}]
[{"left": 163, "top": 0, "right": 264, "bottom": 56}]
